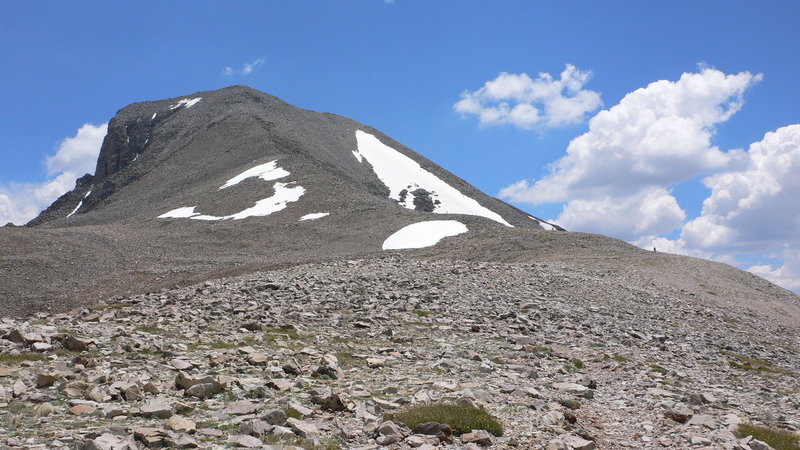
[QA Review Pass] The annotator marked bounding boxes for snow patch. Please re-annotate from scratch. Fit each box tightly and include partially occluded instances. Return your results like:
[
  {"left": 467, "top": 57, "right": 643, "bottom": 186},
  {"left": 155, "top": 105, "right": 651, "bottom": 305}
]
[
  {"left": 158, "top": 161, "right": 304, "bottom": 221},
  {"left": 159, "top": 206, "right": 199, "bottom": 219},
  {"left": 382, "top": 220, "right": 468, "bottom": 250},
  {"left": 151, "top": 112, "right": 157, "bottom": 120},
  {"left": 300, "top": 212, "right": 329, "bottom": 221},
  {"left": 529, "top": 216, "right": 557, "bottom": 231},
  {"left": 170, "top": 97, "right": 202, "bottom": 110},
  {"left": 354, "top": 130, "right": 512, "bottom": 227},
  {"left": 219, "top": 160, "right": 289, "bottom": 190},
  {"left": 67, "top": 190, "right": 92, "bottom": 218},
  {"left": 190, "top": 183, "right": 305, "bottom": 220}
]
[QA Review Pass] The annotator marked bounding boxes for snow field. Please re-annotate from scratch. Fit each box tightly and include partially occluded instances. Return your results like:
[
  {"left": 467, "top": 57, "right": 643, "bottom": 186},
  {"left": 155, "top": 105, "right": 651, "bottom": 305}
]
[
  {"left": 353, "top": 131, "right": 512, "bottom": 227},
  {"left": 158, "top": 160, "right": 305, "bottom": 221},
  {"left": 382, "top": 220, "right": 468, "bottom": 250},
  {"left": 300, "top": 212, "right": 330, "bottom": 221}
]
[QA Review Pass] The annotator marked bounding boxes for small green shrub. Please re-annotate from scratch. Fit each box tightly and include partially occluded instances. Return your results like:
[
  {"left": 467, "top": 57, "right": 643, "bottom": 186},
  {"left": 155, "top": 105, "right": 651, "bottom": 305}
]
[
  {"left": 334, "top": 352, "right": 360, "bottom": 369},
  {"left": 528, "top": 345, "right": 552, "bottom": 357},
  {"left": 558, "top": 398, "right": 581, "bottom": 410},
  {"left": 385, "top": 401, "right": 503, "bottom": 436},
  {"left": 0, "top": 353, "right": 47, "bottom": 364},
  {"left": 264, "top": 327, "right": 300, "bottom": 340},
  {"left": 723, "top": 351, "right": 792, "bottom": 375},
  {"left": 285, "top": 407, "right": 303, "bottom": 420},
  {"left": 412, "top": 310, "right": 435, "bottom": 316},
  {"left": 734, "top": 424, "right": 800, "bottom": 450}
]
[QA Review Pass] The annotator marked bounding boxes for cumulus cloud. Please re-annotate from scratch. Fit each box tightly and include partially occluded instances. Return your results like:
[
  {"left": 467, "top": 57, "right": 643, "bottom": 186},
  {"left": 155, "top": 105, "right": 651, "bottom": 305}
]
[
  {"left": 681, "top": 124, "right": 800, "bottom": 251},
  {"left": 0, "top": 123, "right": 106, "bottom": 225},
  {"left": 501, "top": 68, "right": 761, "bottom": 205},
  {"left": 223, "top": 57, "right": 265, "bottom": 77},
  {"left": 556, "top": 187, "right": 686, "bottom": 242},
  {"left": 748, "top": 250, "right": 800, "bottom": 292},
  {"left": 454, "top": 64, "right": 602, "bottom": 129},
  {"left": 648, "top": 124, "right": 800, "bottom": 291}
]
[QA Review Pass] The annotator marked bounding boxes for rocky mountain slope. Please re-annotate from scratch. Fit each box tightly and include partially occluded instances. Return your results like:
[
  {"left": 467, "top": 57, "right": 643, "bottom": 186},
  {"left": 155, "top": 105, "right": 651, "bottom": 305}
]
[
  {"left": 2, "top": 85, "right": 561, "bottom": 317},
  {"left": 1, "top": 86, "right": 799, "bottom": 448},
  {"left": 1, "top": 257, "right": 798, "bottom": 449}
]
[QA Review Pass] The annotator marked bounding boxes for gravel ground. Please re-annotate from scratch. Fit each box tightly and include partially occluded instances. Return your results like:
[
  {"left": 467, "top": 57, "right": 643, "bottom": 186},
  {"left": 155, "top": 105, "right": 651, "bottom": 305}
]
[{"left": 1, "top": 256, "right": 798, "bottom": 449}]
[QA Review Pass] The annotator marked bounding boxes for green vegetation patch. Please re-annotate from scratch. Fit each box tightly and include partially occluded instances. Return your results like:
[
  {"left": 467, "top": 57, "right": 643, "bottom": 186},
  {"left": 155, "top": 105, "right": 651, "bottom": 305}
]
[
  {"left": 411, "top": 310, "right": 435, "bottom": 316},
  {"left": 334, "top": 352, "right": 361, "bottom": 369},
  {"left": 0, "top": 353, "right": 47, "bottom": 364},
  {"left": 528, "top": 345, "right": 553, "bottom": 357},
  {"left": 734, "top": 424, "right": 800, "bottom": 450},
  {"left": 264, "top": 327, "right": 300, "bottom": 340},
  {"left": 723, "top": 351, "right": 792, "bottom": 375},
  {"left": 385, "top": 401, "right": 503, "bottom": 436},
  {"left": 557, "top": 398, "right": 581, "bottom": 410},
  {"left": 285, "top": 406, "right": 303, "bottom": 420}
]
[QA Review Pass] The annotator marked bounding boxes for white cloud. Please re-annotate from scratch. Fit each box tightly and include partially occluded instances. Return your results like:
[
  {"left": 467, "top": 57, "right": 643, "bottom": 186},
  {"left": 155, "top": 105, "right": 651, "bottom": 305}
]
[
  {"left": 681, "top": 124, "right": 800, "bottom": 252},
  {"left": 0, "top": 123, "right": 106, "bottom": 225},
  {"left": 555, "top": 187, "right": 686, "bottom": 242},
  {"left": 651, "top": 124, "right": 800, "bottom": 292},
  {"left": 748, "top": 249, "right": 800, "bottom": 292},
  {"left": 223, "top": 57, "right": 265, "bottom": 77},
  {"left": 454, "top": 64, "right": 602, "bottom": 129},
  {"left": 501, "top": 68, "right": 761, "bottom": 205},
  {"left": 45, "top": 123, "right": 107, "bottom": 176}
]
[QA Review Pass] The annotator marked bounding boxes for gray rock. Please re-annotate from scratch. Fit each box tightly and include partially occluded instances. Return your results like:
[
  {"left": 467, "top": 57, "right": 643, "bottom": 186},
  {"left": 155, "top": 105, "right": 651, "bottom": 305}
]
[
  {"left": 165, "top": 415, "right": 196, "bottom": 433},
  {"left": 313, "top": 354, "right": 344, "bottom": 379},
  {"left": 412, "top": 421, "right": 452, "bottom": 436},
  {"left": 376, "top": 420, "right": 405, "bottom": 445},
  {"left": 547, "top": 433, "right": 596, "bottom": 450},
  {"left": 85, "top": 433, "right": 135, "bottom": 450},
  {"left": 749, "top": 439, "right": 776, "bottom": 450},
  {"left": 240, "top": 419, "right": 270, "bottom": 437},
  {"left": 687, "top": 413, "right": 717, "bottom": 429},
  {"left": 461, "top": 429, "right": 493, "bottom": 446},
  {"left": 226, "top": 435, "right": 263, "bottom": 448},
  {"left": 262, "top": 408, "right": 287, "bottom": 425},
  {"left": 139, "top": 402, "right": 173, "bottom": 419},
  {"left": 287, "top": 417, "right": 320, "bottom": 438}
]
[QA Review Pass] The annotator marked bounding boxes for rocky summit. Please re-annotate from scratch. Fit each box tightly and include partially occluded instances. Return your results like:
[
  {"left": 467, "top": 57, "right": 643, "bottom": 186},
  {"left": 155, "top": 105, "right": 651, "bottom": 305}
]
[{"left": 0, "top": 86, "right": 799, "bottom": 449}]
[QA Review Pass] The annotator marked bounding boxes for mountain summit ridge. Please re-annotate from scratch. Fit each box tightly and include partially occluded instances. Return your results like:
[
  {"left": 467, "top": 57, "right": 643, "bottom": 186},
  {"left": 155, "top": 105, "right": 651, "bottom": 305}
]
[{"left": 28, "top": 85, "right": 554, "bottom": 233}]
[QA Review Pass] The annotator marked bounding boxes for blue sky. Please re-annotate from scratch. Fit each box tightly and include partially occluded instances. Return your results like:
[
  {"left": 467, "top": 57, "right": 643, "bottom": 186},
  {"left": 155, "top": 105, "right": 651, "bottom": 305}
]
[{"left": 1, "top": 1, "right": 799, "bottom": 292}]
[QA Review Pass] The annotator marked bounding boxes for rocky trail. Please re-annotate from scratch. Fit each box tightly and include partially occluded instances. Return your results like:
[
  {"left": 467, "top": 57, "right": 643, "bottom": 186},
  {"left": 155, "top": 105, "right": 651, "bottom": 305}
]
[{"left": 1, "top": 256, "right": 798, "bottom": 449}]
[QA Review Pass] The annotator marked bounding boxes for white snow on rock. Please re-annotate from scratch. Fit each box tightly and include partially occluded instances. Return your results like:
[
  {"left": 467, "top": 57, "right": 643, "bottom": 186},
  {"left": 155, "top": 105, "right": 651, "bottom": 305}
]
[
  {"left": 353, "top": 130, "right": 512, "bottom": 227},
  {"left": 529, "top": 216, "right": 557, "bottom": 231},
  {"left": 159, "top": 206, "right": 200, "bottom": 219},
  {"left": 67, "top": 190, "right": 92, "bottom": 218},
  {"left": 219, "top": 160, "right": 290, "bottom": 190},
  {"left": 170, "top": 97, "right": 202, "bottom": 110},
  {"left": 300, "top": 212, "right": 329, "bottom": 221},
  {"left": 158, "top": 161, "right": 305, "bottom": 221},
  {"left": 151, "top": 112, "right": 157, "bottom": 120},
  {"left": 191, "top": 183, "right": 305, "bottom": 221},
  {"left": 382, "top": 220, "right": 468, "bottom": 250}
]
